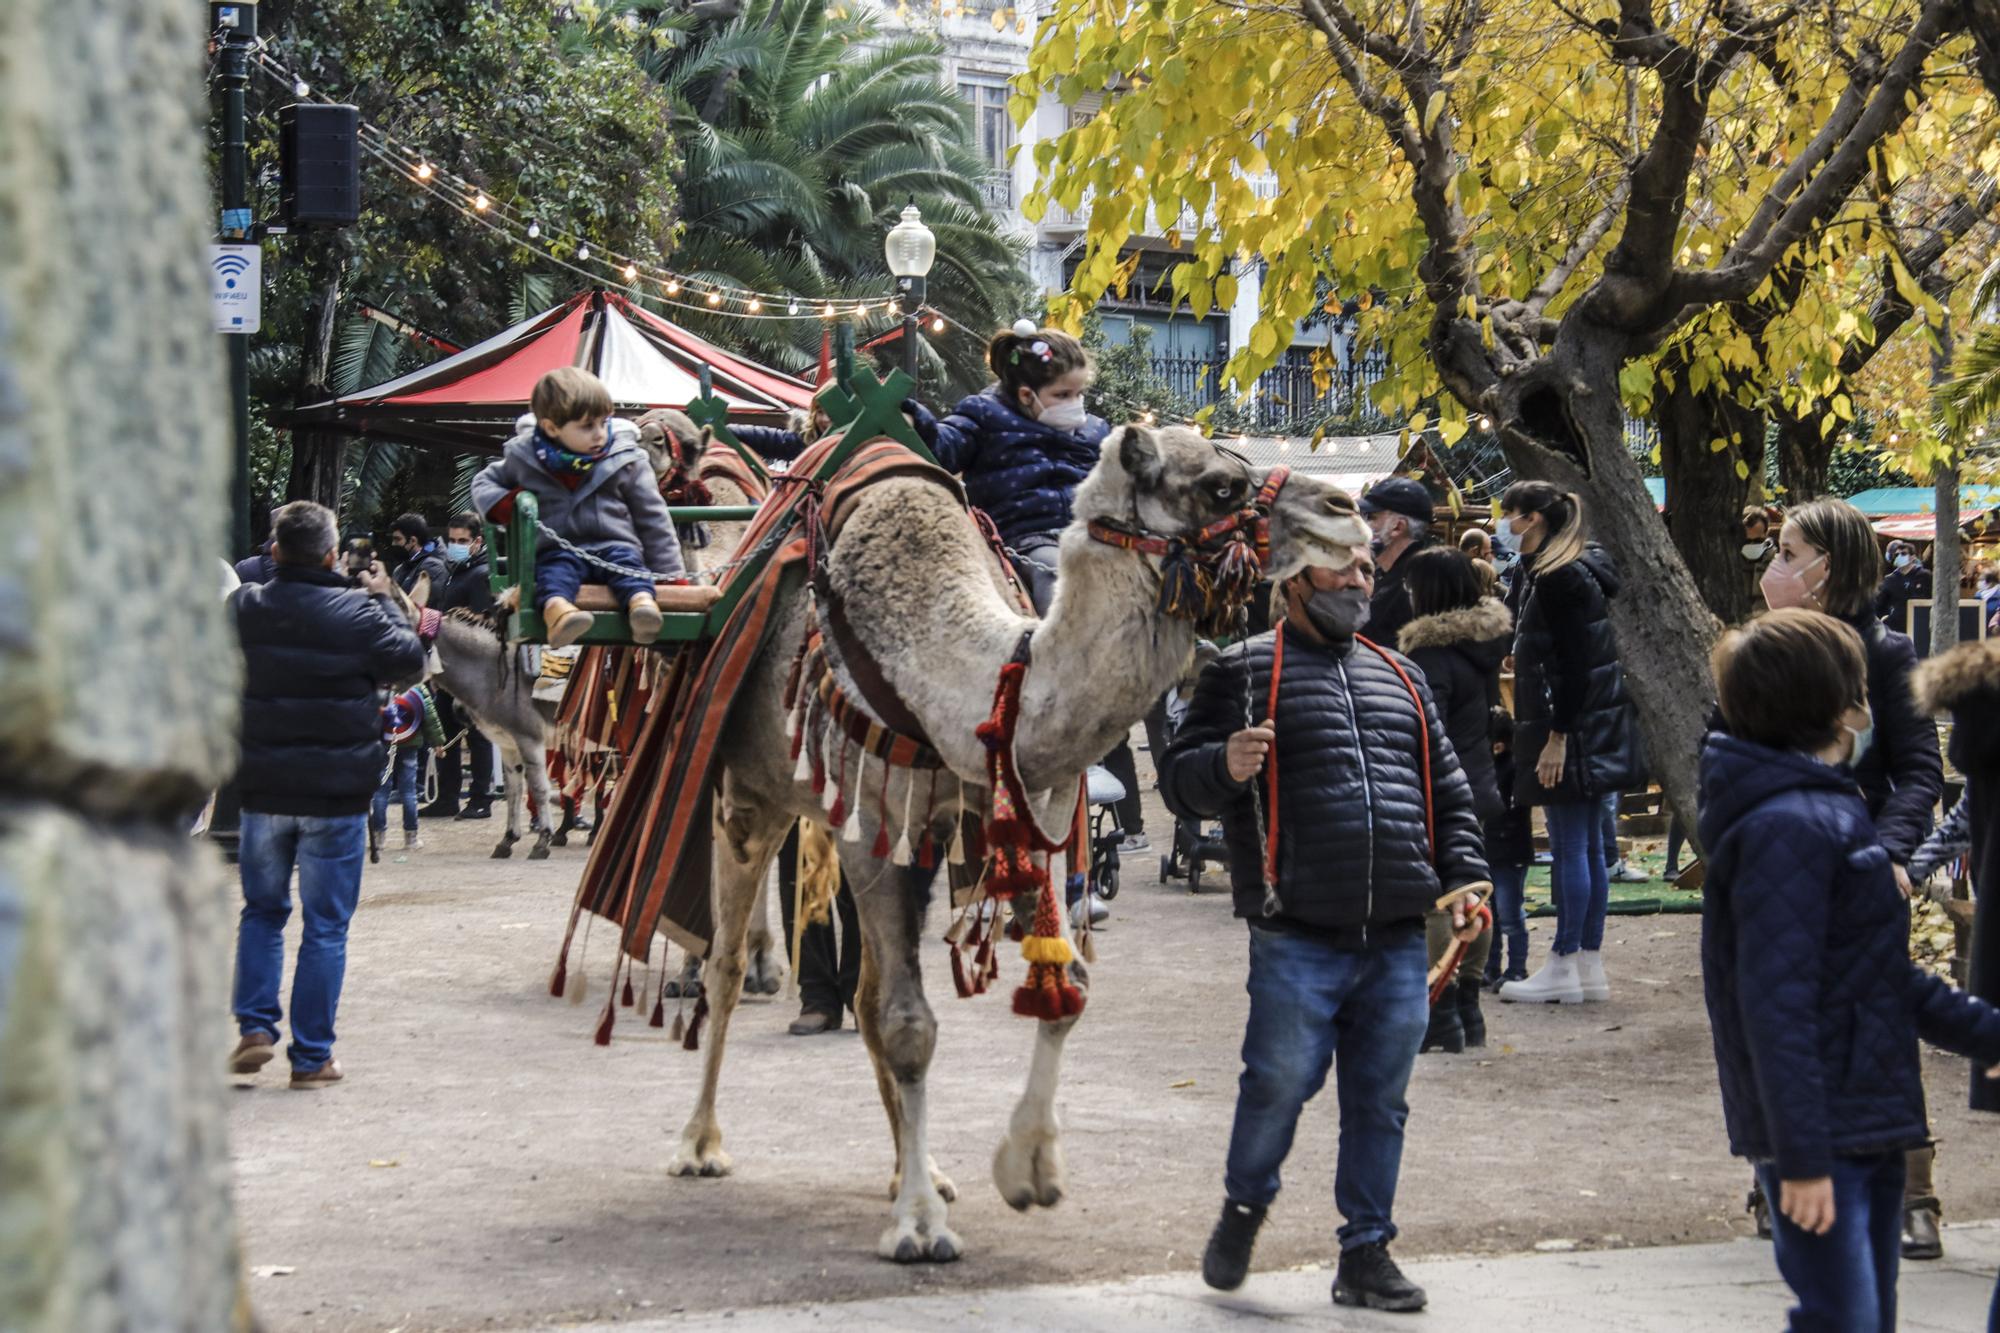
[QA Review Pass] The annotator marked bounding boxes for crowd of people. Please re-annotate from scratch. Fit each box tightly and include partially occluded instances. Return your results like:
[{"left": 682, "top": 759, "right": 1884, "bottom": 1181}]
[{"left": 217, "top": 328, "right": 2000, "bottom": 1326}]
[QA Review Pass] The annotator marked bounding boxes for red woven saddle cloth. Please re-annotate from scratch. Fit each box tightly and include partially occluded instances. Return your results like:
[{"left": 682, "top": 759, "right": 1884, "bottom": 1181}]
[{"left": 569, "top": 434, "right": 971, "bottom": 962}]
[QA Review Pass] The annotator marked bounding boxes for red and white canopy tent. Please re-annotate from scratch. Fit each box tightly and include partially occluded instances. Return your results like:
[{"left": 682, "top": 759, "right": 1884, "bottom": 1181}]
[{"left": 295, "top": 289, "right": 815, "bottom": 454}]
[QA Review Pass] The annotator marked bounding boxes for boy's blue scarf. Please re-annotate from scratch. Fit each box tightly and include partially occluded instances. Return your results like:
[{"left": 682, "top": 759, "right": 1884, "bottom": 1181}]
[{"left": 532, "top": 428, "right": 605, "bottom": 487}]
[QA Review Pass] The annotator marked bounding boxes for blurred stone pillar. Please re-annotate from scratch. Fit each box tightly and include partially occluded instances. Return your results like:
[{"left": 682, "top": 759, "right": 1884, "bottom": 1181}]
[{"left": 0, "top": 2, "right": 247, "bottom": 1329}]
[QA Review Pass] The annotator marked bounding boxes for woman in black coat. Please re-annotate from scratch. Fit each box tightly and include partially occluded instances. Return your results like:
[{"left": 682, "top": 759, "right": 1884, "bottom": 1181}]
[
  {"left": 1751, "top": 496, "right": 1948, "bottom": 1254},
  {"left": 1493, "top": 482, "right": 1643, "bottom": 1007},
  {"left": 1398, "top": 547, "right": 1512, "bottom": 1052}
]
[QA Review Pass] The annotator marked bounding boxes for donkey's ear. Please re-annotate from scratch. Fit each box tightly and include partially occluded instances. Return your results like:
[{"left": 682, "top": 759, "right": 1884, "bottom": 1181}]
[{"left": 1115, "top": 423, "right": 1163, "bottom": 488}]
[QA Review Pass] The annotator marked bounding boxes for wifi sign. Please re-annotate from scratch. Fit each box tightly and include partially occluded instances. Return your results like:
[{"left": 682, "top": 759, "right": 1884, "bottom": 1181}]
[{"left": 209, "top": 243, "right": 262, "bottom": 334}]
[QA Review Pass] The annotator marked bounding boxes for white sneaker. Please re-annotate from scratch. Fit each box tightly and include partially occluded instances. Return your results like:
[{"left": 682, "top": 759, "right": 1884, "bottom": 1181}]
[
  {"left": 1577, "top": 950, "right": 1610, "bottom": 1002},
  {"left": 1118, "top": 833, "right": 1150, "bottom": 854},
  {"left": 1498, "top": 951, "right": 1585, "bottom": 1004},
  {"left": 1070, "top": 893, "right": 1110, "bottom": 928},
  {"left": 402, "top": 831, "right": 425, "bottom": 851}
]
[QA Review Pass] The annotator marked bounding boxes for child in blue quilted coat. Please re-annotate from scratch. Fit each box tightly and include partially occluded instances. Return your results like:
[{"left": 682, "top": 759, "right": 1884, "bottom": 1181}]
[{"left": 1699, "top": 607, "right": 2000, "bottom": 1332}]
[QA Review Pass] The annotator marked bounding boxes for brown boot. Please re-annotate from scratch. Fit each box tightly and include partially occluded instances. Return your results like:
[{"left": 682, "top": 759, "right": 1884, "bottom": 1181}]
[
  {"left": 626, "top": 592, "right": 664, "bottom": 645},
  {"left": 289, "top": 1058, "right": 344, "bottom": 1090},
  {"left": 229, "top": 1031, "right": 276, "bottom": 1075},
  {"left": 541, "top": 596, "right": 593, "bottom": 648}
]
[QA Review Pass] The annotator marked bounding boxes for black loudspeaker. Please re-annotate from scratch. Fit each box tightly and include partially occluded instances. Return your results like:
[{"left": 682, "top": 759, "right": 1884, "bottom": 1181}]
[{"left": 279, "top": 103, "right": 359, "bottom": 229}]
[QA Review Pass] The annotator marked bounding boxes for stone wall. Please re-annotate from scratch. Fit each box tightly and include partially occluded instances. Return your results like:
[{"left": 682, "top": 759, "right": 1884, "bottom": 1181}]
[{"left": 0, "top": 2, "right": 246, "bottom": 1329}]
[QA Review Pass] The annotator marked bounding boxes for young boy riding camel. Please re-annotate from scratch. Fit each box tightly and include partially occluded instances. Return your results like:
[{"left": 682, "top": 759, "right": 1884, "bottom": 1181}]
[{"left": 471, "top": 367, "right": 687, "bottom": 648}]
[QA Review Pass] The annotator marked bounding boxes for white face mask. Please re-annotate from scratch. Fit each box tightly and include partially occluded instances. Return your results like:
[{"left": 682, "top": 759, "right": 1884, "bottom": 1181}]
[{"left": 1032, "top": 392, "right": 1087, "bottom": 432}]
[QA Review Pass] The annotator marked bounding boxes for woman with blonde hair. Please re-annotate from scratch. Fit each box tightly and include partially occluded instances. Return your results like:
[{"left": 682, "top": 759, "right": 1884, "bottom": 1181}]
[{"left": 1493, "top": 481, "right": 1643, "bottom": 1005}]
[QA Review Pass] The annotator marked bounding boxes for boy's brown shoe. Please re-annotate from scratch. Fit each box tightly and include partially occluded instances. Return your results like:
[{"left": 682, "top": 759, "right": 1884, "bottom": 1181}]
[
  {"left": 626, "top": 593, "right": 664, "bottom": 645},
  {"left": 229, "top": 1031, "right": 276, "bottom": 1075},
  {"left": 542, "top": 597, "right": 594, "bottom": 648},
  {"left": 289, "top": 1059, "right": 344, "bottom": 1090}
]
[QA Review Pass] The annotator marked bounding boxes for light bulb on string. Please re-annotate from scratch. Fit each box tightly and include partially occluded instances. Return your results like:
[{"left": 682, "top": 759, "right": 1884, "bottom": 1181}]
[
  {"left": 823, "top": 303, "right": 837, "bottom": 318},
  {"left": 293, "top": 79, "right": 311, "bottom": 98},
  {"left": 416, "top": 162, "right": 434, "bottom": 181},
  {"left": 932, "top": 316, "right": 946, "bottom": 333},
  {"left": 789, "top": 300, "right": 800, "bottom": 314},
  {"left": 665, "top": 279, "right": 680, "bottom": 295},
  {"left": 527, "top": 220, "right": 541, "bottom": 239},
  {"left": 707, "top": 290, "right": 723, "bottom": 307},
  {"left": 747, "top": 298, "right": 762, "bottom": 313},
  {"left": 577, "top": 244, "right": 591, "bottom": 261},
  {"left": 622, "top": 264, "right": 638, "bottom": 282},
  {"left": 473, "top": 192, "right": 490, "bottom": 212}
]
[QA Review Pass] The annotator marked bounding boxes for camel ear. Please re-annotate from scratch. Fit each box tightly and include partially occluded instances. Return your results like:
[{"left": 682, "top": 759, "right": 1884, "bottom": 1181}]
[{"left": 1116, "top": 424, "right": 1163, "bottom": 488}]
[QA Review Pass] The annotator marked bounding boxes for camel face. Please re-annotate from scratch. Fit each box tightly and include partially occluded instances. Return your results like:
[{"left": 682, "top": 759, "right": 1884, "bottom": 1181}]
[
  {"left": 635, "top": 408, "right": 701, "bottom": 481},
  {"left": 1078, "top": 423, "right": 1370, "bottom": 581}
]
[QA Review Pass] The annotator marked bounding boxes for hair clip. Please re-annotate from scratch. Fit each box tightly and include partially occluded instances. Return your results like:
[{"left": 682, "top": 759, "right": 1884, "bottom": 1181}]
[{"left": 1030, "top": 340, "right": 1052, "bottom": 361}]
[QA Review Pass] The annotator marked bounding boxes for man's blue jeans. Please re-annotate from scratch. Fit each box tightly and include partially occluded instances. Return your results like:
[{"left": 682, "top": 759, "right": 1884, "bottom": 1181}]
[
  {"left": 371, "top": 748, "right": 419, "bottom": 834},
  {"left": 1544, "top": 799, "right": 1609, "bottom": 954},
  {"left": 1224, "top": 924, "right": 1429, "bottom": 1251},
  {"left": 233, "top": 812, "right": 366, "bottom": 1071},
  {"left": 535, "top": 542, "right": 652, "bottom": 611},
  {"left": 1754, "top": 1153, "right": 1904, "bottom": 1332}
]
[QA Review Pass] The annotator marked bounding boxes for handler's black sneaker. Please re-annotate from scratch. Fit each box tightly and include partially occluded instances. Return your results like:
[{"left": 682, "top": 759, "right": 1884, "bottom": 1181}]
[
  {"left": 1201, "top": 1198, "right": 1267, "bottom": 1291},
  {"left": 1332, "top": 1241, "right": 1426, "bottom": 1312}
]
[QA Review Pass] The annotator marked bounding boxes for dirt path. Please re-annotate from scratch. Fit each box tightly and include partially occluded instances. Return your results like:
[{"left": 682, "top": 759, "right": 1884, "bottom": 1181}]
[{"left": 228, "top": 781, "right": 2000, "bottom": 1331}]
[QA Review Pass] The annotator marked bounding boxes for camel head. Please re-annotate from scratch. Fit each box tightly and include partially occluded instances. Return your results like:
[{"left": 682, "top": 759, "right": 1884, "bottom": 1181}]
[{"left": 1076, "top": 423, "right": 1371, "bottom": 583}]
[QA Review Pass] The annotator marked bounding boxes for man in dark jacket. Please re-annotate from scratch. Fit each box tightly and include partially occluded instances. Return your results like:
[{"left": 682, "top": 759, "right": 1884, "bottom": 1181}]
[
  {"left": 423, "top": 511, "right": 498, "bottom": 819},
  {"left": 1163, "top": 540, "right": 1488, "bottom": 1314},
  {"left": 389, "top": 512, "right": 449, "bottom": 607},
  {"left": 234, "top": 537, "right": 277, "bottom": 586},
  {"left": 1358, "top": 476, "right": 1439, "bottom": 646},
  {"left": 1873, "top": 540, "right": 1933, "bottom": 633},
  {"left": 228, "top": 500, "right": 426, "bottom": 1088}
]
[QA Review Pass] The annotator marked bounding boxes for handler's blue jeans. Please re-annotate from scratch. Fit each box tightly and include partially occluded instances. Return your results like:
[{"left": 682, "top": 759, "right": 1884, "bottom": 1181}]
[
  {"left": 1223, "top": 924, "right": 1429, "bottom": 1251},
  {"left": 1545, "top": 799, "right": 1609, "bottom": 954},
  {"left": 232, "top": 812, "right": 366, "bottom": 1071},
  {"left": 1754, "top": 1152, "right": 1904, "bottom": 1332},
  {"left": 535, "top": 542, "right": 652, "bottom": 611}
]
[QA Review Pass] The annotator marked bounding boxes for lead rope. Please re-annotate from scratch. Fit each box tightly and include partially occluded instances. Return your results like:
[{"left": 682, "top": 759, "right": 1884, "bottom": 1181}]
[{"left": 1257, "top": 625, "right": 1285, "bottom": 916}]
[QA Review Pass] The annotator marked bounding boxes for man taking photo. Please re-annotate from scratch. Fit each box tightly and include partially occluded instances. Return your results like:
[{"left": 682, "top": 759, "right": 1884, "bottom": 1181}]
[
  {"left": 1161, "top": 528, "right": 1489, "bottom": 1314},
  {"left": 228, "top": 500, "right": 425, "bottom": 1088}
]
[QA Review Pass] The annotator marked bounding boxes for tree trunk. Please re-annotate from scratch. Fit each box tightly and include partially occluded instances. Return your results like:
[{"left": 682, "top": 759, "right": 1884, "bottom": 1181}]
[
  {"left": 1479, "top": 332, "right": 1721, "bottom": 854},
  {"left": 1654, "top": 378, "right": 1764, "bottom": 623},
  {"left": 287, "top": 272, "right": 346, "bottom": 513},
  {"left": 1773, "top": 409, "right": 1836, "bottom": 502},
  {"left": 1931, "top": 318, "right": 1961, "bottom": 659},
  {"left": 0, "top": 2, "right": 247, "bottom": 1328}
]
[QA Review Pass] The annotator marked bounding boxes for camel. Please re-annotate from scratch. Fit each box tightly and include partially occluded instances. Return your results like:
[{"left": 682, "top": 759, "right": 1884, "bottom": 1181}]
[{"left": 669, "top": 422, "right": 1364, "bottom": 1263}]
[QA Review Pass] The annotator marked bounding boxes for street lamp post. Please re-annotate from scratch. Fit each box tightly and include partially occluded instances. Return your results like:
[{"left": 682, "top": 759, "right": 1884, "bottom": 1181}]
[
  {"left": 213, "top": 1, "right": 259, "bottom": 558},
  {"left": 884, "top": 202, "right": 936, "bottom": 385}
]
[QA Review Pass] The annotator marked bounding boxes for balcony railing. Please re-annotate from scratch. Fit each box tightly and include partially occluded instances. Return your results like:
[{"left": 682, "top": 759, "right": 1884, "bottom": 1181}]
[
  {"left": 1039, "top": 173, "right": 1280, "bottom": 238},
  {"left": 1145, "top": 345, "right": 1393, "bottom": 435},
  {"left": 979, "top": 174, "right": 1013, "bottom": 210}
]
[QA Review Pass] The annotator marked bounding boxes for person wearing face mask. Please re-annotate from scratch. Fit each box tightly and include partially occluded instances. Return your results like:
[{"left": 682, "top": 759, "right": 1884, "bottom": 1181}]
[
  {"left": 1699, "top": 609, "right": 2000, "bottom": 1331},
  {"left": 1357, "top": 476, "right": 1441, "bottom": 646},
  {"left": 1160, "top": 531, "right": 1490, "bottom": 1313},
  {"left": 1749, "top": 497, "right": 1948, "bottom": 1257},
  {"left": 423, "top": 512, "right": 499, "bottom": 821},
  {"left": 906, "top": 323, "right": 1150, "bottom": 856},
  {"left": 1493, "top": 481, "right": 1644, "bottom": 1006},
  {"left": 1740, "top": 506, "right": 1778, "bottom": 608},
  {"left": 388, "top": 512, "right": 449, "bottom": 609},
  {"left": 1873, "top": 539, "right": 1933, "bottom": 634}
]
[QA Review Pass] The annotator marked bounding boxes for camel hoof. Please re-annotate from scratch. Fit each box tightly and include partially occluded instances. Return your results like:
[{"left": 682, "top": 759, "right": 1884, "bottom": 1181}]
[
  {"left": 992, "top": 1132, "right": 1066, "bottom": 1212},
  {"left": 490, "top": 843, "right": 513, "bottom": 860},
  {"left": 550, "top": 830, "right": 569, "bottom": 848},
  {"left": 744, "top": 948, "right": 785, "bottom": 996},
  {"left": 879, "top": 1222, "right": 963, "bottom": 1264},
  {"left": 527, "top": 832, "right": 553, "bottom": 861},
  {"left": 667, "top": 1145, "right": 733, "bottom": 1179}
]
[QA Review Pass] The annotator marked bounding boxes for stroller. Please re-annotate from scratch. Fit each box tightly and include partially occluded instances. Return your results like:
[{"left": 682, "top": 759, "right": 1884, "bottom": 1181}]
[{"left": 1156, "top": 640, "right": 1229, "bottom": 893}]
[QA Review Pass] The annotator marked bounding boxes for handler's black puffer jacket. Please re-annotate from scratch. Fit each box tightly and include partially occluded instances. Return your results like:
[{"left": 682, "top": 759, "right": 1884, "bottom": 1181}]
[
  {"left": 232, "top": 565, "right": 427, "bottom": 817},
  {"left": 1160, "top": 623, "right": 1489, "bottom": 939},
  {"left": 1508, "top": 544, "right": 1644, "bottom": 806}
]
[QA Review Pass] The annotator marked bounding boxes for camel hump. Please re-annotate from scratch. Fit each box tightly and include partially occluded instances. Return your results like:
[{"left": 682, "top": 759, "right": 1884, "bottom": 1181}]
[{"left": 817, "top": 436, "right": 966, "bottom": 547}]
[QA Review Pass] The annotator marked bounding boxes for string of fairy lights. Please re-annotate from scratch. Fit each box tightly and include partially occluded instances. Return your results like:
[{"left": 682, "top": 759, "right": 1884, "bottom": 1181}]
[{"left": 250, "top": 47, "right": 954, "bottom": 331}]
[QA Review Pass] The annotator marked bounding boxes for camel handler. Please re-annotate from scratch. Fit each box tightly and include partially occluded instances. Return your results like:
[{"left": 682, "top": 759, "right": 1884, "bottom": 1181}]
[{"left": 1160, "top": 534, "right": 1490, "bottom": 1315}]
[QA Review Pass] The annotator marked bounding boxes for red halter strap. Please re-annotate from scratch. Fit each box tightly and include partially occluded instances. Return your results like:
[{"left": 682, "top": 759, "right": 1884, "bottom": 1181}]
[{"left": 1086, "top": 464, "right": 1291, "bottom": 568}]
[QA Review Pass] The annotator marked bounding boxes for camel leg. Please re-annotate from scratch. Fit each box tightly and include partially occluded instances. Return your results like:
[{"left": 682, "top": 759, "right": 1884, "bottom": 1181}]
[
  {"left": 521, "top": 743, "right": 555, "bottom": 860},
  {"left": 991, "top": 1006, "right": 1082, "bottom": 1211},
  {"left": 854, "top": 939, "right": 956, "bottom": 1205},
  {"left": 666, "top": 804, "right": 788, "bottom": 1180},
  {"left": 848, "top": 850, "right": 959, "bottom": 1263}
]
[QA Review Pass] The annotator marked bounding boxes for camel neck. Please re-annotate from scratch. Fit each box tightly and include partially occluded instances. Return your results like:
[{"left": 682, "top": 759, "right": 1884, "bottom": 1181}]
[{"left": 1010, "top": 525, "right": 1198, "bottom": 790}]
